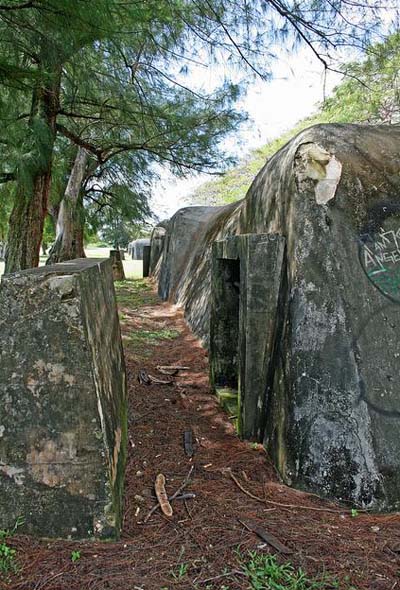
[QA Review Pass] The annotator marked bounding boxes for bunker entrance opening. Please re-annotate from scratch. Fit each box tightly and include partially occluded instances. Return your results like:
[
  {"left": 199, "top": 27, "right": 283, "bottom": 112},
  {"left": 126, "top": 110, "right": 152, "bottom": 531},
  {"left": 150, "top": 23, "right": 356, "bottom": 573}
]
[
  {"left": 210, "top": 234, "right": 286, "bottom": 441},
  {"left": 211, "top": 257, "right": 240, "bottom": 427}
]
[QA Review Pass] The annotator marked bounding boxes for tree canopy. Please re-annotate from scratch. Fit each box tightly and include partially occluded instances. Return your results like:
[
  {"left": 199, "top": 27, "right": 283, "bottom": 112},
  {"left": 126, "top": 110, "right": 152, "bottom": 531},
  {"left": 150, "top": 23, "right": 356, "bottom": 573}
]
[{"left": 0, "top": 0, "right": 397, "bottom": 271}]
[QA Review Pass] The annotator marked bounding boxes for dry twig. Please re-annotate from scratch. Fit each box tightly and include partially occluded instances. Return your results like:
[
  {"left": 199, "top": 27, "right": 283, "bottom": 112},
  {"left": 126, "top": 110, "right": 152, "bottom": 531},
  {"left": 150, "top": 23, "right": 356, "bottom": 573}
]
[{"left": 228, "top": 470, "right": 344, "bottom": 514}]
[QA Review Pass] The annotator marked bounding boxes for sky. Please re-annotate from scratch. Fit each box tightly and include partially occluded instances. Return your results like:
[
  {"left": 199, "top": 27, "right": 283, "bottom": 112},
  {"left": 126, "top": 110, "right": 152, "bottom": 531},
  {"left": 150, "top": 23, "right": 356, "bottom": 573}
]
[{"left": 151, "top": 47, "right": 343, "bottom": 220}]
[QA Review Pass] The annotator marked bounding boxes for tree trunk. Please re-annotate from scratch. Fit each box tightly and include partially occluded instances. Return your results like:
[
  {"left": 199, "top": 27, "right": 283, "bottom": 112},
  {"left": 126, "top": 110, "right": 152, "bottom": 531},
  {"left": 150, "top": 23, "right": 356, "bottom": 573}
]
[
  {"left": 46, "top": 147, "right": 89, "bottom": 264},
  {"left": 6, "top": 174, "right": 52, "bottom": 272},
  {"left": 5, "top": 62, "right": 61, "bottom": 274}
]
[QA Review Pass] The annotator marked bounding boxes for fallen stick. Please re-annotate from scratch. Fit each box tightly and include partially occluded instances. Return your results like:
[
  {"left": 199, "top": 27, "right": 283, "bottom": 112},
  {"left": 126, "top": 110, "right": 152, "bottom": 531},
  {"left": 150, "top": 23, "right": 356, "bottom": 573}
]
[
  {"left": 228, "top": 470, "right": 344, "bottom": 514},
  {"left": 174, "top": 493, "right": 196, "bottom": 501},
  {"left": 137, "top": 369, "right": 151, "bottom": 385},
  {"left": 183, "top": 430, "right": 194, "bottom": 457},
  {"left": 196, "top": 570, "right": 244, "bottom": 585},
  {"left": 157, "top": 367, "right": 179, "bottom": 376},
  {"left": 143, "top": 465, "right": 195, "bottom": 523},
  {"left": 137, "top": 369, "right": 173, "bottom": 385},
  {"left": 157, "top": 365, "right": 190, "bottom": 371},
  {"left": 147, "top": 373, "right": 174, "bottom": 385},
  {"left": 238, "top": 518, "right": 293, "bottom": 555}
]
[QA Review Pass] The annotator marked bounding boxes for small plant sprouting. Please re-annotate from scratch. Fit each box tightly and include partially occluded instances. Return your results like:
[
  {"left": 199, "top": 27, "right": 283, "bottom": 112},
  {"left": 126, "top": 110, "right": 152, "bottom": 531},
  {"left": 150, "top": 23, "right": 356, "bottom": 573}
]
[
  {"left": 71, "top": 550, "right": 81, "bottom": 563},
  {"left": 0, "top": 535, "right": 17, "bottom": 575},
  {"left": 351, "top": 508, "right": 359, "bottom": 518},
  {"left": 0, "top": 516, "right": 24, "bottom": 575},
  {"left": 171, "top": 562, "right": 188, "bottom": 580}
]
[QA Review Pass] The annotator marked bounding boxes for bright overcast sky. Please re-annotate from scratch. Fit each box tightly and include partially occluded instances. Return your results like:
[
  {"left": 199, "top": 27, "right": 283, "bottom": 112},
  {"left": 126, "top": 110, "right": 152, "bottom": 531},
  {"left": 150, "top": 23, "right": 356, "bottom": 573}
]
[{"left": 151, "top": 47, "right": 343, "bottom": 220}]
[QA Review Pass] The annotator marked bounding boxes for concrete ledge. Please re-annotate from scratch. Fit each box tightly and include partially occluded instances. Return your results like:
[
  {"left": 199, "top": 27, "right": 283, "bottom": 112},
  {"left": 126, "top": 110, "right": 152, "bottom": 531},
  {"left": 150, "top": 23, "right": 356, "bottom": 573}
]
[{"left": 0, "top": 258, "right": 127, "bottom": 538}]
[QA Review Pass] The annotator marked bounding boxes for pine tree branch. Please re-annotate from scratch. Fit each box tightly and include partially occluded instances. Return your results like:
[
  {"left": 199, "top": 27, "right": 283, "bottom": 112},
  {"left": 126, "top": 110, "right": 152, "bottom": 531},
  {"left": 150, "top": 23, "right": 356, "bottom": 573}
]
[
  {"left": 55, "top": 123, "right": 103, "bottom": 161},
  {"left": 0, "top": 1, "right": 34, "bottom": 10}
]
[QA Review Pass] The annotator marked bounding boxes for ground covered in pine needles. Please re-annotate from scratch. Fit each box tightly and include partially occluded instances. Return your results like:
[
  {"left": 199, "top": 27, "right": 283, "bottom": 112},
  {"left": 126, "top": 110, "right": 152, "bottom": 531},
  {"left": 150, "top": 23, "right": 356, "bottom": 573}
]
[{"left": 2, "top": 278, "right": 400, "bottom": 590}]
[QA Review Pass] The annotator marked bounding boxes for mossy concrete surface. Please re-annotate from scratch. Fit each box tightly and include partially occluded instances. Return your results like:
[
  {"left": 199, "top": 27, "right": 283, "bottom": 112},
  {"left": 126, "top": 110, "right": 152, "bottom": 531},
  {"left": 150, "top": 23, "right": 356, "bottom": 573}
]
[
  {"left": 216, "top": 388, "right": 239, "bottom": 430},
  {"left": 0, "top": 258, "right": 127, "bottom": 539}
]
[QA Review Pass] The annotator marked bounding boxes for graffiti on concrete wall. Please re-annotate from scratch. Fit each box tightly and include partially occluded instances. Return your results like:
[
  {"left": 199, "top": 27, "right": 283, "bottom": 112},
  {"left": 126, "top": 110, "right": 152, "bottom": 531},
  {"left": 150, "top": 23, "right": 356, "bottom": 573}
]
[
  {"left": 361, "top": 227, "right": 400, "bottom": 299},
  {"left": 359, "top": 204, "right": 400, "bottom": 302}
]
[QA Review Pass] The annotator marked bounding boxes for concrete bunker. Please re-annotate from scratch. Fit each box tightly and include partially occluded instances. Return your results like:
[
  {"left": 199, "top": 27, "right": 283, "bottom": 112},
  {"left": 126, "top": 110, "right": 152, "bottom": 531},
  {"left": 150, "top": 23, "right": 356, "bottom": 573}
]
[
  {"left": 154, "top": 123, "right": 400, "bottom": 510},
  {"left": 128, "top": 238, "right": 150, "bottom": 260},
  {"left": 210, "top": 234, "right": 286, "bottom": 440}
]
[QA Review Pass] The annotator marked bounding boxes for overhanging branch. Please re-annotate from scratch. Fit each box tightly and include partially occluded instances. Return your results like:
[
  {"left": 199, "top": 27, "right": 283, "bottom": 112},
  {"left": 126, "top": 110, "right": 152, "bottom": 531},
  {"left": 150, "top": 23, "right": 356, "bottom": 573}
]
[{"left": 56, "top": 123, "right": 103, "bottom": 162}]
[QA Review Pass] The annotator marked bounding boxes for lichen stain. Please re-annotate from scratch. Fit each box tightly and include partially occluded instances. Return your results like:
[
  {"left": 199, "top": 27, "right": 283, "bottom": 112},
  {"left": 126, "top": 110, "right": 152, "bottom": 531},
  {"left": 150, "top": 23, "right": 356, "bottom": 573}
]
[
  {"left": 26, "top": 433, "right": 77, "bottom": 488},
  {"left": 27, "top": 360, "right": 76, "bottom": 389},
  {"left": 110, "top": 427, "right": 122, "bottom": 485}
]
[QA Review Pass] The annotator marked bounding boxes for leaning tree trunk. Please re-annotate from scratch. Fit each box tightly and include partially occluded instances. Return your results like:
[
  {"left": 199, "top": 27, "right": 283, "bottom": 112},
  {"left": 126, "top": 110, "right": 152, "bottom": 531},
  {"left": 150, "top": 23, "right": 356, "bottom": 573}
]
[
  {"left": 5, "top": 62, "right": 61, "bottom": 274},
  {"left": 46, "top": 147, "right": 89, "bottom": 265}
]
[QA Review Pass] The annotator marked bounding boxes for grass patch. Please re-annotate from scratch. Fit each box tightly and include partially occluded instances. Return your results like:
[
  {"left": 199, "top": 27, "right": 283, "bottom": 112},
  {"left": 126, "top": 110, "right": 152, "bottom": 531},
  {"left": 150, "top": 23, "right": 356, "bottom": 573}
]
[
  {"left": 240, "top": 552, "right": 340, "bottom": 590},
  {"left": 128, "top": 328, "right": 180, "bottom": 347},
  {"left": 115, "top": 278, "right": 157, "bottom": 308},
  {"left": 216, "top": 387, "right": 239, "bottom": 431}
]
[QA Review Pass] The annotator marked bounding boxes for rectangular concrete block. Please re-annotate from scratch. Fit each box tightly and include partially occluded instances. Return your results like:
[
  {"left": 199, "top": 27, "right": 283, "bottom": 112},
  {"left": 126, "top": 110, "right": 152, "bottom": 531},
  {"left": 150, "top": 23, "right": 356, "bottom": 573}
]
[{"left": 0, "top": 259, "right": 127, "bottom": 539}]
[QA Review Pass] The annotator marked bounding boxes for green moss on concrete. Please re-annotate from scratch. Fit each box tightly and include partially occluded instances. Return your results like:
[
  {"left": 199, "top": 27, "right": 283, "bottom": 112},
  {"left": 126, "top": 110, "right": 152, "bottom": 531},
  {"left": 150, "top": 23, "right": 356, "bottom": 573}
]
[{"left": 216, "top": 388, "right": 239, "bottom": 431}]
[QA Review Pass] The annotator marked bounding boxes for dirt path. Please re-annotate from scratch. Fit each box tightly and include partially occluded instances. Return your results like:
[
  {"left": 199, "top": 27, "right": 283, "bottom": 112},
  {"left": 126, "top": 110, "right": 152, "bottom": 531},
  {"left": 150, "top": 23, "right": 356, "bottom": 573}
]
[{"left": 3, "top": 279, "right": 400, "bottom": 590}]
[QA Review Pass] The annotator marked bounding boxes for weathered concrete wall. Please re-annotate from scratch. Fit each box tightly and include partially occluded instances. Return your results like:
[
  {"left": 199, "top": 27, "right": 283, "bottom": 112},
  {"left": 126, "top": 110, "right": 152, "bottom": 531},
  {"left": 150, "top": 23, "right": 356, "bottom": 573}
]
[
  {"left": 129, "top": 238, "right": 150, "bottom": 260},
  {"left": 0, "top": 259, "right": 127, "bottom": 538},
  {"left": 149, "top": 222, "right": 169, "bottom": 278},
  {"left": 155, "top": 123, "right": 400, "bottom": 510},
  {"left": 110, "top": 249, "right": 125, "bottom": 281},
  {"left": 158, "top": 203, "right": 241, "bottom": 341}
]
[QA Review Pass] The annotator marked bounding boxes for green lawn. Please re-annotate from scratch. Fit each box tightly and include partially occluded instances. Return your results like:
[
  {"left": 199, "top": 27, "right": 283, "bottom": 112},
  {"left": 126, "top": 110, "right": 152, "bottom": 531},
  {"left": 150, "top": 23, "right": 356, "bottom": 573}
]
[{"left": 0, "top": 247, "right": 143, "bottom": 279}]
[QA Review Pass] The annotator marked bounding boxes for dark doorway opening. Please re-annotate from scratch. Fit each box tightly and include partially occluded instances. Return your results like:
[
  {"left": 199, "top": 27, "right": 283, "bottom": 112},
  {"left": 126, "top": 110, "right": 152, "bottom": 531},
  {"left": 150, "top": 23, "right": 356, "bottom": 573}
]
[{"left": 210, "top": 257, "right": 240, "bottom": 426}]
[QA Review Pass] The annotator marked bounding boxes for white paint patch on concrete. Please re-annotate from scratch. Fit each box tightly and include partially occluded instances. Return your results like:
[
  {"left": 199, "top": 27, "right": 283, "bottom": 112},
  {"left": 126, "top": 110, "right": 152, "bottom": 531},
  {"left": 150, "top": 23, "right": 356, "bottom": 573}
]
[
  {"left": 0, "top": 463, "right": 25, "bottom": 485},
  {"left": 315, "top": 156, "right": 342, "bottom": 205},
  {"left": 296, "top": 142, "right": 342, "bottom": 205},
  {"left": 47, "top": 275, "right": 75, "bottom": 297}
]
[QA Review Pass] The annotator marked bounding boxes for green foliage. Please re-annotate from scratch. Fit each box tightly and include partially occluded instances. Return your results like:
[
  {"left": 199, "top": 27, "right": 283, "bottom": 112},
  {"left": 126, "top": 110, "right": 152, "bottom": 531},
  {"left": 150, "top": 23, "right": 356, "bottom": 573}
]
[
  {"left": 321, "top": 31, "right": 400, "bottom": 124},
  {"left": 115, "top": 278, "right": 157, "bottom": 308},
  {"left": 71, "top": 550, "right": 81, "bottom": 563},
  {"left": 0, "top": 533, "right": 17, "bottom": 575},
  {"left": 84, "top": 155, "right": 153, "bottom": 248},
  {"left": 241, "top": 552, "right": 339, "bottom": 590},
  {"left": 42, "top": 214, "right": 56, "bottom": 247},
  {"left": 0, "top": 517, "right": 24, "bottom": 576},
  {"left": 0, "top": 183, "right": 13, "bottom": 241},
  {"left": 128, "top": 328, "right": 180, "bottom": 346},
  {"left": 171, "top": 562, "right": 189, "bottom": 580}
]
